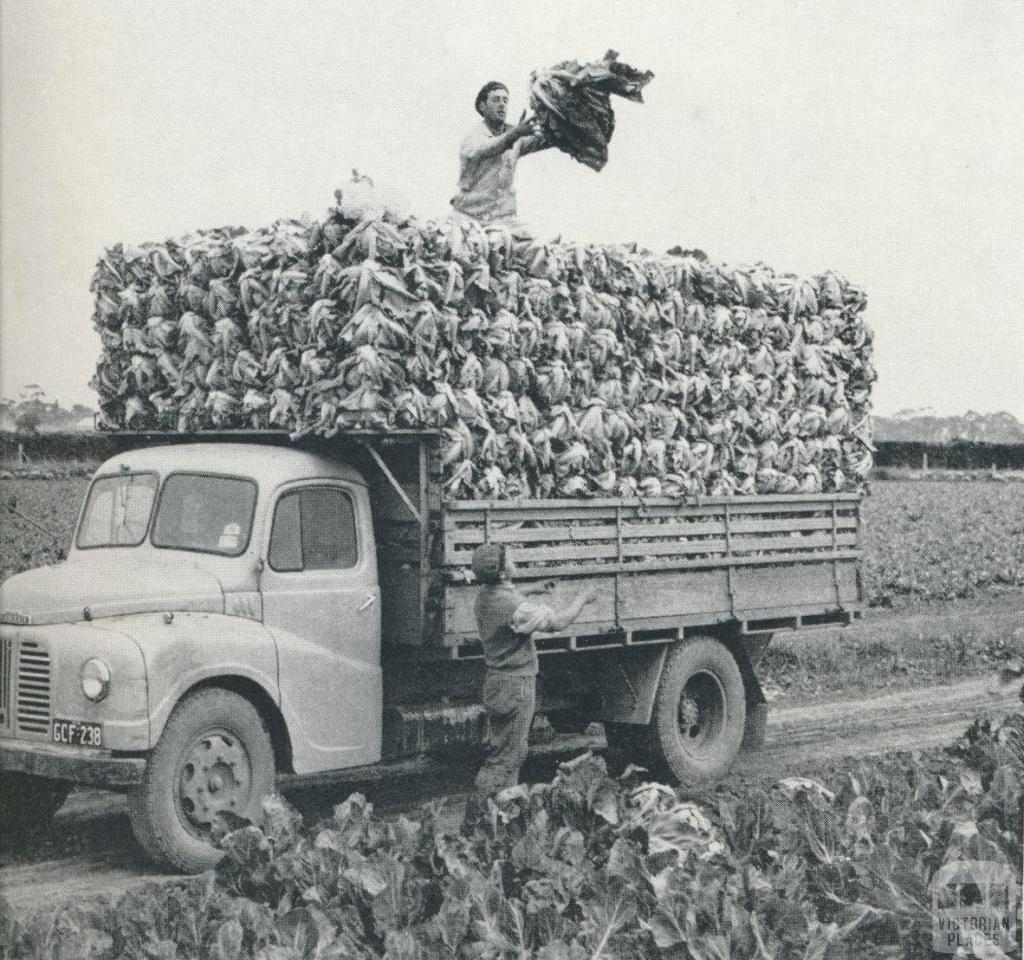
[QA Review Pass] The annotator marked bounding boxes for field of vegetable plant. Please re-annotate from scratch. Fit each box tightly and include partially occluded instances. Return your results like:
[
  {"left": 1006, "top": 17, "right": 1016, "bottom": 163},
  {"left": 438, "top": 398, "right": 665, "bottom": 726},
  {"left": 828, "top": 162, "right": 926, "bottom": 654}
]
[
  {"left": 864, "top": 480, "right": 1024, "bottom": 607},
  {"left": 3, "top": 474, "right": 1023, "bottom": 608},
  {"left": 0, "top": 474, "right": 88, "bottom": 582},
  {"left": 1, "top": 713, "right": 1021, "bottom": 959}
]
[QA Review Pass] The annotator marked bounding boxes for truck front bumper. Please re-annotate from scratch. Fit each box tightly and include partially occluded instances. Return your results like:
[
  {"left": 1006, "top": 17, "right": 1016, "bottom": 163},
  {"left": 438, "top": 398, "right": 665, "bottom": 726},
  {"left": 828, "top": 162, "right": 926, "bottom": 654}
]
[{"left": 0, "top": 739, "right": 146, "bottom": 788}]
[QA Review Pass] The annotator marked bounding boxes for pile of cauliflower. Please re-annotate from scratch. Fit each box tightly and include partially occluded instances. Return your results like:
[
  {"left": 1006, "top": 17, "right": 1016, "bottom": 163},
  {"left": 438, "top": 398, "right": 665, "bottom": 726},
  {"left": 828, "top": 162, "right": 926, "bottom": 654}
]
[{"left": 90, "top": 177, "right": 874, "bottom": 499}]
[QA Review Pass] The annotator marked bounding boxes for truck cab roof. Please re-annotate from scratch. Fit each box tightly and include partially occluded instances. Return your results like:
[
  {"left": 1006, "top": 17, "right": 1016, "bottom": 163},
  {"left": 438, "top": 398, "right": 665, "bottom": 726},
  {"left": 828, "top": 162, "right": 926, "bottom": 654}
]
[{"left": 97, "top": 442, "right": 368, "bottom": 489}]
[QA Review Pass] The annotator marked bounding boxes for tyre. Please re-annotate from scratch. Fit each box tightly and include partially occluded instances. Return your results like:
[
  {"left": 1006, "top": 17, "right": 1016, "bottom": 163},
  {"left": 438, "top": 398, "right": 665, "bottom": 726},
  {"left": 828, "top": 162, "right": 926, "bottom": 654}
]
[
  {"left": 647, "top": 637, "right": 746, "bottom": 790},
  {"left": 128, "top": 687, "right": 275, "bottom": 872},
  {"left": 0, "top": 772, "right": 71, "bottom": 840}
]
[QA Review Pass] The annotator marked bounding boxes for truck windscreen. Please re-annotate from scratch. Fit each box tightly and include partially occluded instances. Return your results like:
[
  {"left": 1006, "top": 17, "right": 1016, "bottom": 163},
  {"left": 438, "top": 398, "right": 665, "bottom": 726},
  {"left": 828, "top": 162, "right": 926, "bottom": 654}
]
[
  {"left": 77, "top": 472, "right": 159, "bottom": 548},
  {"left": 151, "top": 473, "right": 257, "bottom": 557}
]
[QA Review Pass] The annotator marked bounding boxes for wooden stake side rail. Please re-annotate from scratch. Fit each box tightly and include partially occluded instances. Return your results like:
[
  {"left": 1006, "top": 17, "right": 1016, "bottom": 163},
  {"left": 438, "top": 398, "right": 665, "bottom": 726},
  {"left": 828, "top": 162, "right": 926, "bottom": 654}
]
[
  {"left": 431, "top": 492, "right": 864, "bottom": 653},
  {"left": 440, "top": 494, "right": 862, "bottom": 571}
]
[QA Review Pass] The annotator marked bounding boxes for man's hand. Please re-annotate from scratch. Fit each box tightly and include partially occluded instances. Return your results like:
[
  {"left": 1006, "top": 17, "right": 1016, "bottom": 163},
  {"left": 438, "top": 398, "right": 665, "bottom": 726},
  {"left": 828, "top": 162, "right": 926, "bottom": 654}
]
[
  {"left": 536, "top": 584, "right": 599, "bottom": 633},
  {"left": 512, "top": 110, "right": 538, "bottom": 140}
]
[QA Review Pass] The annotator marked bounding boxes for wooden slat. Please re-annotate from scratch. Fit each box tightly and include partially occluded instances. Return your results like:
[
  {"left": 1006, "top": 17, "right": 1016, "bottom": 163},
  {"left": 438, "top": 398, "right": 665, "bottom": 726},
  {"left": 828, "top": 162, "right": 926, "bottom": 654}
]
[
  {"left": 705, "top": 500, "right": 860, "bottom": 517},
  {"left": 444, "top": 513, "right": 859, "bottom": 551},
  {"left": 607, "top": 502, "right": 859, "bottom": 521},
  {"left": 618, "top": 531, "right": 859, "bottom": 560},
  {"left": 446, "top": 505, "right": 625, "bottom": 527},
  {"left": 444, "top": 502, "right": 861, "bottom": 530},
  {"left": 446, "top": 522, "right": 621, "bottom": 549},
  {"left": 442, "top": 548, "right": 863, "bottom": 580},
  {"left": 445, "top": 541, "right": 623, "bottom": 564},
  {"left": 619, "top": 538, "right": 727, "bottom": 559},
  {"left": 448, "top": 539, "right": 724, "bottom": 566},
  {"left": 717, "top": 516, "right": 857, "bottom": 534},
  {"left": 447, "top": 519, "right": 729, "bottom": 547},
  {"left": 444, "top": 492, "right": 861, "bottom": 511},
  {"left": 618, "top": 516, "right": 857, "bottom": 538},
  {"left": 623, "top": 520, "right": 727, "bottom": 538},
  {"left": 443, "top": 531, "right": 859, "bottom": 567},
  {"left": 728, "top": 531, "right": 859, "bottom": 553}
]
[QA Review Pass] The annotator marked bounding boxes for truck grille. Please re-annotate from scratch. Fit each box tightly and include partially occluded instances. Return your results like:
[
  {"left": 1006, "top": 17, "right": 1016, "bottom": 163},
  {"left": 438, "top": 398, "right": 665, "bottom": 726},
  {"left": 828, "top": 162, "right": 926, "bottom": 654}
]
[
  {"left": 16, "top": 641, "right": 51, "bottom": 735},
  {"left": 0, "top": 637, "right": 10, "bottom": 730}
]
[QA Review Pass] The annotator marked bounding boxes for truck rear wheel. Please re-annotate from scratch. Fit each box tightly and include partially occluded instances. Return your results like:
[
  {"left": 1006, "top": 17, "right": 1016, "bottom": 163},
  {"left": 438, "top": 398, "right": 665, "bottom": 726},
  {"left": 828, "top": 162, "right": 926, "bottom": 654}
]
[
  {"left": 128, "top": 687, "right": 275, "bottom": 872},
  {"left": 648, "top": 637, "right": 746, "bottom": 790},
  {"left": 0, "top": 772, "right": 71, "bottom": 839}
]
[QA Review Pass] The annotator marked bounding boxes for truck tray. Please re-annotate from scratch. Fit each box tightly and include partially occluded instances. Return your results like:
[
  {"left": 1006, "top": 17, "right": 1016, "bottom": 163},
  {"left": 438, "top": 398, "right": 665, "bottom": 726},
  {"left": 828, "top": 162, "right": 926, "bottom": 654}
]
[{"left": 437, "top": 493, "right": 863, "bottom": 652}]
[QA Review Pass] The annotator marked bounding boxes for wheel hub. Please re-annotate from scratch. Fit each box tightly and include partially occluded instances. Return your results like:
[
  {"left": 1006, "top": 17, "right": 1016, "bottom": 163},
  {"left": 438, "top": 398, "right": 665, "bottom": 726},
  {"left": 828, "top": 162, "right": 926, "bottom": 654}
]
[
  {"left": 177, "top": 731, "right": 251, "bottom": 835},
  {"left": 677, "top": 671, "right": 726, "bottom": 753},
  {"left": 679, "top": 696, "right": 701, "bottom": 733}
]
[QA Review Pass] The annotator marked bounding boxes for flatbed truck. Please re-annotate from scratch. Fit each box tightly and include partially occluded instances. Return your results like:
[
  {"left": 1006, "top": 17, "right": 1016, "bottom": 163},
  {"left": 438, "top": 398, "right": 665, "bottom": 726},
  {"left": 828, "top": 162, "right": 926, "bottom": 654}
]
[{"left": 0, "top": 431, "right": 863, "bottom": 869}]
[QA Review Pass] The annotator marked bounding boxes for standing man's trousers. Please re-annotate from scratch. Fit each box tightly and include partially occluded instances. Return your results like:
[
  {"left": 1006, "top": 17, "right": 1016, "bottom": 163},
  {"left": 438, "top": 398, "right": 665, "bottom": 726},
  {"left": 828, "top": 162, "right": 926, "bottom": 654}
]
[{"left": 474, "top": 670, "right": 536, "bottom": 794}]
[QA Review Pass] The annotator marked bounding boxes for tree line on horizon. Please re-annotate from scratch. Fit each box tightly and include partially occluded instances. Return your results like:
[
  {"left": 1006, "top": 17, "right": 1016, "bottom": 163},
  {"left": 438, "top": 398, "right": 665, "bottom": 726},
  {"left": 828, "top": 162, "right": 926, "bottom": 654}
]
[{"left": 2, "top": 386, "right": 1023, "bottom": 444}]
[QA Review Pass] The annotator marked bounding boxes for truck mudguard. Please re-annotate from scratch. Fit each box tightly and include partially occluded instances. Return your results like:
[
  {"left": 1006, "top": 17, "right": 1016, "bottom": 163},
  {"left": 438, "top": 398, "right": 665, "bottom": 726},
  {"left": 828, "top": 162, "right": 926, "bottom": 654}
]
[{"left": 592, "top": 646, "right": 669, "bottom": 725}]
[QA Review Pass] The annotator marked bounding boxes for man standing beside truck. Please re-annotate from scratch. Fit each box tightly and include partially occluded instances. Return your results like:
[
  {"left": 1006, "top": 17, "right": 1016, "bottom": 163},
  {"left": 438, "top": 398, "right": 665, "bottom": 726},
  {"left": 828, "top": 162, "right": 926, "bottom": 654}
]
[
  {"left": 451, "top": 81, "right": 549, "bottom": 225},
  {"left": 470, "top": 542, "right": 596, "bottom": 795}
]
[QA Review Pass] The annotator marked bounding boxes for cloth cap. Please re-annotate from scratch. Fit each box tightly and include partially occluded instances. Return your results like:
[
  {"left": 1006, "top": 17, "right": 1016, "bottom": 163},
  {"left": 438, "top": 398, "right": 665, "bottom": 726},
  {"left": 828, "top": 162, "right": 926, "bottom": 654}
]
[{"left": 471, "top": 542, "right": 505, "bottom": 584}]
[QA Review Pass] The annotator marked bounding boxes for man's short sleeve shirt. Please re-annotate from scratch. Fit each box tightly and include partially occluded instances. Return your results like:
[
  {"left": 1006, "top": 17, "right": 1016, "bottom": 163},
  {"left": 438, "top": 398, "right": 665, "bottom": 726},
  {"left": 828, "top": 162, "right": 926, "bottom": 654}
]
[
  {"left": 452, "top": 121, "right": 526, "bottom": 222},
  {"left": 474, "top": 584, "right": 557, "bottom": 675}
]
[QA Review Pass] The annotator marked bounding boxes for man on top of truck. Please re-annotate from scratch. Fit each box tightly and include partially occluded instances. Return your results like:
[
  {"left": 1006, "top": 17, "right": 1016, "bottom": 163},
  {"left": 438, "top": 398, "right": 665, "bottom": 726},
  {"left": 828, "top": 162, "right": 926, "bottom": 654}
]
[
  {"left": 451, "top": 81, "right": 549, "bottom": 225},
  {"left": 470, "top": 542, "right": 596, "bottom": 795}
]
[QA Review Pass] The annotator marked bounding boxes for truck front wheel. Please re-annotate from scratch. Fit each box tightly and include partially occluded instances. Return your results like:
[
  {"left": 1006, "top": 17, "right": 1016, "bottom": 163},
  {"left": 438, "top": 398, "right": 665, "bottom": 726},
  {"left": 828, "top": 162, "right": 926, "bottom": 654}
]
[
  {"left": 128, "top": 687, "right": 275, "bottom": 872},
  {"left": 0, "top": 773, "right": 71, "bottom": 840},
  {"left": 648, "top": 637, "right": 746, "bottom": 790}
]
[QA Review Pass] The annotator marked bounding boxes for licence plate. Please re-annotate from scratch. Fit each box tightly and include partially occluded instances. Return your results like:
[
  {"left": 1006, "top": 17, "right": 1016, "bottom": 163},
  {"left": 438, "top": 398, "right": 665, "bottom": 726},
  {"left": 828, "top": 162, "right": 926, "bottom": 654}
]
[{"left": 52, "top": 719, "right": 103, "bottom": 748}]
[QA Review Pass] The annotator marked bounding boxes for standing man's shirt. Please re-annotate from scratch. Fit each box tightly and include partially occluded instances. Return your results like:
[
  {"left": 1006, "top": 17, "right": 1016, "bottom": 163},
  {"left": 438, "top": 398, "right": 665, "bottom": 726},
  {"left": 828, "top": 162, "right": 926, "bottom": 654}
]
[
  {"left": 474, "top": 583, "right": 557, "bottom": 675},
  {"left": 452, "top": 122, "right": 545, "bottom": 222}
]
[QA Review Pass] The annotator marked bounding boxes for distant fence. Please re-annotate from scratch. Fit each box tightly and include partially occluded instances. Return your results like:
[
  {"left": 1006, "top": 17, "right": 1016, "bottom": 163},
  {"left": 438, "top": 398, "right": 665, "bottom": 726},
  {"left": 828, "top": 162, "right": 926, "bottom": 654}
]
[
  {"left": 873, "top": 440, "right": 1024, "bottom": 470},
  {"left": 0, "top": 432, "right": 116, "bottom": 463}
]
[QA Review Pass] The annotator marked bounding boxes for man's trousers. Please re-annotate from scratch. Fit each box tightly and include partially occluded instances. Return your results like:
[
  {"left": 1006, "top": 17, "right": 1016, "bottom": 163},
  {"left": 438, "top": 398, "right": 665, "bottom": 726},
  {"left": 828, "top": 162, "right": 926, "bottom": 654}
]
[{"left": 473, "top": 670, "right": 536, "bottom": 794}]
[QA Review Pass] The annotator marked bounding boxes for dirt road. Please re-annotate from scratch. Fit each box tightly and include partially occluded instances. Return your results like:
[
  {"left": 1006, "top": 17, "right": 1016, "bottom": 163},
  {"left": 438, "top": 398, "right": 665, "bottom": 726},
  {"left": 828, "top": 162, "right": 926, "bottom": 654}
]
[{"left": 1, "top": 674, "right": 1019, "bottom": 914}]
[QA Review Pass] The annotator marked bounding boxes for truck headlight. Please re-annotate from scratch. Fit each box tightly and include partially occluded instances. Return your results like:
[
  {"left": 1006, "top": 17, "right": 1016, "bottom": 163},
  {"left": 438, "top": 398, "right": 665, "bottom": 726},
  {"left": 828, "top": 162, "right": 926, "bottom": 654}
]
[{"left": 80, "top": 658, "right": 111, "bottom": 703}]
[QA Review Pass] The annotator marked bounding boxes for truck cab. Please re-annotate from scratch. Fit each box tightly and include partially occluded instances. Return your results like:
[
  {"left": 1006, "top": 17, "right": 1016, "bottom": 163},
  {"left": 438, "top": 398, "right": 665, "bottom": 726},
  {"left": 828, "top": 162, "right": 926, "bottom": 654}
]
[{"left": 1, "top": 442, "right": 385, "bottom": 869}]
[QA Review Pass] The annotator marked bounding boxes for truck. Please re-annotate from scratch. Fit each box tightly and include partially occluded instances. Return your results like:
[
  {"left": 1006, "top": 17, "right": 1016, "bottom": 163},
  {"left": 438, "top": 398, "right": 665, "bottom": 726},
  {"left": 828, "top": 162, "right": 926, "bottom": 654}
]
[{"left": 0, "top": 430, "right": 864, "bottom": 870}]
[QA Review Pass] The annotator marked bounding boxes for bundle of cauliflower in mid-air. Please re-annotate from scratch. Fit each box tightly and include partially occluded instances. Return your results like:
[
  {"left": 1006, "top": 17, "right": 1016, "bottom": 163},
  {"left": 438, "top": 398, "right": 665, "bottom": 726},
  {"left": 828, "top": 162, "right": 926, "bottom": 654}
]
[
  {"left": 89, "top": 176, "right": 875, "bottom": 500},
  {"left": 529, "top": 49, "right": 655, "bottom": 171}
]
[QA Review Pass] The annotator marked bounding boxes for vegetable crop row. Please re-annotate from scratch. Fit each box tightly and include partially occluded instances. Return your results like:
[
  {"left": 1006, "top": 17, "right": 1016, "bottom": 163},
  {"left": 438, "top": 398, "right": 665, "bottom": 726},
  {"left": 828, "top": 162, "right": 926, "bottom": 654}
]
[{"left": 2, "top": 714, "right": 1020, "bottom": 959}]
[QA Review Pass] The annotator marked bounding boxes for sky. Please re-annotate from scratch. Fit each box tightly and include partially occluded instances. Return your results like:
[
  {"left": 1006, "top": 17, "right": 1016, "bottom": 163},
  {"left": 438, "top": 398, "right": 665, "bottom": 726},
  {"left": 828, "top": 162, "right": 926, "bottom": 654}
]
[{"left": 2, "top": 0, "right": 1022, "bottom": 419}]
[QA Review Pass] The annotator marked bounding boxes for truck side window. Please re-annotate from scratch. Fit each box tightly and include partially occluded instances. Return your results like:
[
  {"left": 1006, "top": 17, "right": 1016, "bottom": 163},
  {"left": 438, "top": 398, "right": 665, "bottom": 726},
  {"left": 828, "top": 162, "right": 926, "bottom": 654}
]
[
  {"left": 269, "top": 488, "right": 357, "bottom": 572},
  {"left": 268, "top": 492, "right": 302, "bottom": 572}
]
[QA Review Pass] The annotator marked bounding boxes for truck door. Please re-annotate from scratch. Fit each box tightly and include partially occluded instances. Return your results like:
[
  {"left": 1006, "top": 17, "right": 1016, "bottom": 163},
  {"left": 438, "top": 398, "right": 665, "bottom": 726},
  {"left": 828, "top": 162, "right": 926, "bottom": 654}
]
[{"left": 260, "top": 482, "right": 382, "bottom": 772}]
